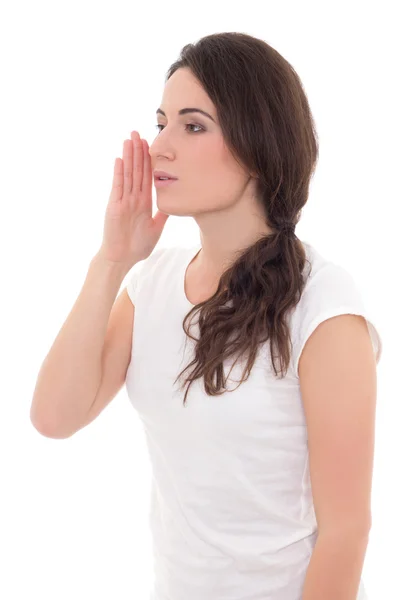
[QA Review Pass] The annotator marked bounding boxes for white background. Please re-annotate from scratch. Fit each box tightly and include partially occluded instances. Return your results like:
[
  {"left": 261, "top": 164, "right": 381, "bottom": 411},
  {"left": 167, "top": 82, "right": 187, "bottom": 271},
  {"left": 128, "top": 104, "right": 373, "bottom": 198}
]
[{"left": 1, "top": 0, "right": 397, "bottom": 598}]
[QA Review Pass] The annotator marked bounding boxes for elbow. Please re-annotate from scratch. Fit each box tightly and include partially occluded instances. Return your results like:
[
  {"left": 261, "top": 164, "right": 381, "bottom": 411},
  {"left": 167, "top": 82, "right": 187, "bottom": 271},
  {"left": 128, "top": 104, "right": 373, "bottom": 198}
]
[{"left": 30, "top": 412, "right": 72, "bottom": 440}]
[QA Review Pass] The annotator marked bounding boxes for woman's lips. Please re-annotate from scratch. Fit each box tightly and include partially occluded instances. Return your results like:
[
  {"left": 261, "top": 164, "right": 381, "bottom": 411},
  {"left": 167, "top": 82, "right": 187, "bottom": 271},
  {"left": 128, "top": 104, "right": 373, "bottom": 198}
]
[{"left": 154, "top": 178, "right": 179, "bottom": 188}]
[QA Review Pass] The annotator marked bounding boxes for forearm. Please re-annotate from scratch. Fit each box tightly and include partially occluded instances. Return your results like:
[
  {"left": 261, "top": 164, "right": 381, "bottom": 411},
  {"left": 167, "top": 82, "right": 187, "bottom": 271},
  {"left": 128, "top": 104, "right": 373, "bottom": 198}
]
[
  {"left": 302, "top": 529, "right": 370, "bottom": 600},
  {"left": 30, "top": 252, "right": 129, "bottom": 437}
]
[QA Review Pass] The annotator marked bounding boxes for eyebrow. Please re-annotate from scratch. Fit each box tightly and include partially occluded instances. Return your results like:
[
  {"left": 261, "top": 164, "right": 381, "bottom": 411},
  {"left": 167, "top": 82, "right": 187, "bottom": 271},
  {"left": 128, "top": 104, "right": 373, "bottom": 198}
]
[{"left": 156, "top": 107, "right": 216, "bottom": 123}]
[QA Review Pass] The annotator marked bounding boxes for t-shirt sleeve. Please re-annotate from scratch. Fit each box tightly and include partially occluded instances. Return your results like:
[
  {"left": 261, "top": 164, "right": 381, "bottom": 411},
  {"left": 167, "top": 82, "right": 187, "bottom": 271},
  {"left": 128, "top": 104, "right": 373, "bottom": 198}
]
[
  {"left": 125, "top": 247, "right": 167, "bottom": 305},
  {"left": 291, "top": 263, "right": 383, "bottom": 378}
]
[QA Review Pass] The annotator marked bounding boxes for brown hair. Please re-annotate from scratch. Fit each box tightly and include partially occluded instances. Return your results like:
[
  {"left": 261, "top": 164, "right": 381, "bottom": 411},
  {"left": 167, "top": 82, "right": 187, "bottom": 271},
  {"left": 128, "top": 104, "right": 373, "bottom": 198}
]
[{"left": 168, "top": 32, "right": 318, "bottom": 405}]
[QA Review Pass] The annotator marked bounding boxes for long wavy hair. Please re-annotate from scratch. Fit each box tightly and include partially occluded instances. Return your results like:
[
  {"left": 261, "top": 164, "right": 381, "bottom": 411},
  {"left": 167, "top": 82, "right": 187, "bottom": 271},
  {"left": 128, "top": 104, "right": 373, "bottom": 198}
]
[{"left": 168, "top": 32, "right": 318, "bottom": 406}]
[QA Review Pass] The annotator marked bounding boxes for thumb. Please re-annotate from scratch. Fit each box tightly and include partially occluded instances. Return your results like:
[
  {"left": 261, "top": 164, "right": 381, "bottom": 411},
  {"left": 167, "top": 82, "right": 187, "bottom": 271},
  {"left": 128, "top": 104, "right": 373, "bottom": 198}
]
[{"left": 153, "top": 210, "right": 170, "bottom": 233}]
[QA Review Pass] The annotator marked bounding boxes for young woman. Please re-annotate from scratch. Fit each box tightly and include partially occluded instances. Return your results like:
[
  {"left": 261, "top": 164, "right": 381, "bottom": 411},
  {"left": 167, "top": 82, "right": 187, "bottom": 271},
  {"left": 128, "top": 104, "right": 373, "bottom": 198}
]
[{"left": 32, "top": 31, "right": 382, "bottom": 600}]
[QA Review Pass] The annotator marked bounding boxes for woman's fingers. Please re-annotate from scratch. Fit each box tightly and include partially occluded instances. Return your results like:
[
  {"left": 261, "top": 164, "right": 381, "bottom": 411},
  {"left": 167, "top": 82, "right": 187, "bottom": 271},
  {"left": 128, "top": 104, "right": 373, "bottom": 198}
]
[
  {"left": 123, "top": 138, "right": 133, "bottom": 195},
  {"left": 141, "top": 138, "right": 152, "bottom": 196},
  {"left": 131, "top": 130, "right": 143, "bottom": 197}
]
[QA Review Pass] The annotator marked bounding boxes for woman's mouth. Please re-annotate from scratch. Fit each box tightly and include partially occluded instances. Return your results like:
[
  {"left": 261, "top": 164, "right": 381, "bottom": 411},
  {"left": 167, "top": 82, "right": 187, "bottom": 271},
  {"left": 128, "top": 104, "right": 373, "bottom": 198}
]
[{"left": 154, "top": 178, "right": 179, "bottom": 188}]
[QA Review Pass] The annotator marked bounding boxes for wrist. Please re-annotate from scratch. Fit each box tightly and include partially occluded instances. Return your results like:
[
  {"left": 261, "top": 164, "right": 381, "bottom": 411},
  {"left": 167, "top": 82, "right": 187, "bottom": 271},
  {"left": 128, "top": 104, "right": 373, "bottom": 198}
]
[{"left": 91, "top": 252, "right": 130, "bottom": 280}]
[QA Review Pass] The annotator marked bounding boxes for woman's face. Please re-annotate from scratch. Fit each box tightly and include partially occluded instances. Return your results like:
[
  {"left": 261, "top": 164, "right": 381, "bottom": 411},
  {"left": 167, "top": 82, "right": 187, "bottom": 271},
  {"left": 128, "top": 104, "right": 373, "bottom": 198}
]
[{"left": 149, "top": 67, "right": 256, "bottom": 218}]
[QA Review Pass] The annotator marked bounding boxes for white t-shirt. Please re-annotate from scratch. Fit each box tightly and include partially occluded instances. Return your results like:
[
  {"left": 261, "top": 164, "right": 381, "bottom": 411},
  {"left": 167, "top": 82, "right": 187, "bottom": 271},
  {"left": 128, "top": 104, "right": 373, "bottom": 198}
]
[{"left": 125, "top": 240, "right": 382, "bottom": 600}]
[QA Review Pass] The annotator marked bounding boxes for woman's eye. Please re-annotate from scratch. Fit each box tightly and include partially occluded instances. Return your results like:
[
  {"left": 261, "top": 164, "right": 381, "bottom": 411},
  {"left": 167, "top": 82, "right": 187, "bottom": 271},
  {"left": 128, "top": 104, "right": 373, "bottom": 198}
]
[{"left": 155, "top": 123, "right": 204, "bottom": 134}]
